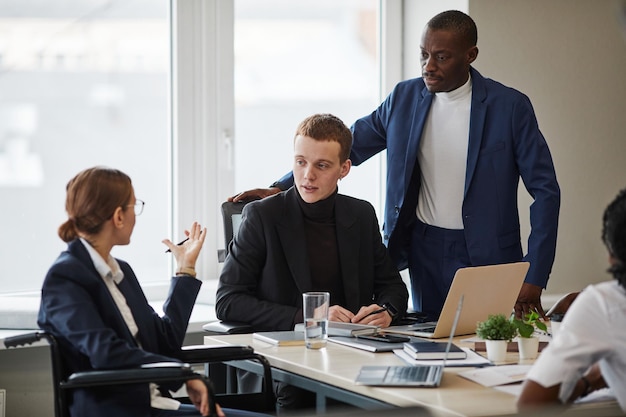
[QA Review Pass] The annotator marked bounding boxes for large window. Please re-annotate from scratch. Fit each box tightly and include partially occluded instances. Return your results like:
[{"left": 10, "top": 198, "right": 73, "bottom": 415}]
[
  {"left": 2, "top": 0, "right": 394, "bottom": 297},
  {"left": 234, "top": 0, "right": 382, "bottom": 210},
  {"left": 0, "top": 0, "right": 170, "bottom": 293}
]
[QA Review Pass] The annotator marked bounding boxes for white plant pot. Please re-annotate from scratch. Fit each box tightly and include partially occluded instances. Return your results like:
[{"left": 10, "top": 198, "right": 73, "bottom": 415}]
[
  {"left": 485, "top": 339, "right": 508, "bottom": 362},
  {"left": 517, "top": 336, "right": 539, "bottom": 360}
]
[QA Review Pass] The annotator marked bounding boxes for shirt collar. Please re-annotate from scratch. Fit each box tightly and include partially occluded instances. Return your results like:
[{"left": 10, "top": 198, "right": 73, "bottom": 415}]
[
  {"left": 79, "top": 238, "right": 124, "bottom": 284},
  {"left": 435, "top": 73, "right": 472, "bottom": 101}
]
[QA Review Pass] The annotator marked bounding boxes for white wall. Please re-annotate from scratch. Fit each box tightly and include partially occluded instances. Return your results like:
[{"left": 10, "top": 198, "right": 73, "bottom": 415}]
[{"left": 469, "top": 0, "right": 626, "bottom": 295}]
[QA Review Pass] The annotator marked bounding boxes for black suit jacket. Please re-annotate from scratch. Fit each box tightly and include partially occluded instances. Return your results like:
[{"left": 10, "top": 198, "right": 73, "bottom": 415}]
[
  {"left": 216, "top": 188, "right": 408, "bottom": 331},
  {"left": 37, "top": 239, "right": 201, "bottom": 417}
]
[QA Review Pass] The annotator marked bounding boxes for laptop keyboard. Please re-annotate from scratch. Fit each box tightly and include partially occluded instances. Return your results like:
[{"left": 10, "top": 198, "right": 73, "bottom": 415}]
[
  {"left": 418, "top": 326, "right": 436, "bottom": 333},
  {"left": 385, "top": 366, "right": 434, "bottom": 383}
]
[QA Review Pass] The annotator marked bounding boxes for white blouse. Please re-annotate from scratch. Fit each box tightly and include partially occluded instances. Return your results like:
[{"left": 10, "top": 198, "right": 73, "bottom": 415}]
[{"left": 525, "top": 280, "right": 626, "bottom": 411}]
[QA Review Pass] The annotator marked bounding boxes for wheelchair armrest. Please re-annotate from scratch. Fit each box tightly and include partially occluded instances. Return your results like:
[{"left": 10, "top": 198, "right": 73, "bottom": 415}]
[
  {"left": 178, "top": 344, "right": 255, "bottom": 362},
  {"left": 62, "top": 362, "right": 199, "bottom": 388},
  {"left": 4, "top": 331, "right": 45, "bottom": 348},
  {"left": 202, "top": 320, "right": 253, "bottom": 334},
  {"left": 179, "top": 344, "right": 275, "bottom": 409}
]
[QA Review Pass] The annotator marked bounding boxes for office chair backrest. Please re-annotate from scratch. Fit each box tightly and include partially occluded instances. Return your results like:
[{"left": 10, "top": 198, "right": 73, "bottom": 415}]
[
  {"left": 4, "top": 332, "right": 71, "bottom": 417},
  {"left": 218, "top": 201, "right": 248, "bottom": 262}
]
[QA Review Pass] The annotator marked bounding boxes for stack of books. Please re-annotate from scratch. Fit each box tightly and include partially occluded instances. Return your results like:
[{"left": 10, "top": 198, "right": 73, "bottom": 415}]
[{"left": 402, "top": 341, "right": 467, "bottom": 360}]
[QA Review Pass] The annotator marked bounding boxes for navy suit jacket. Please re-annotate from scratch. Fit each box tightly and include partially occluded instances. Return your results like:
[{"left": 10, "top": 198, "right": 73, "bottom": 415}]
[
  {"left": 38, "top": 239, "right": 201, "bottom": 417},
  {"left": 275, "top": 68, "right": 560, "bottom": 288},
  {"left": 215, "top": 188, "right": 408, "bottom": 331}
]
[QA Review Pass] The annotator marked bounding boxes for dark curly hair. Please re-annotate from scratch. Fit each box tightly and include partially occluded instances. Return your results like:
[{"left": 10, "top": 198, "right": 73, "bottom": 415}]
[
  {"left": 427, "top": 10, "right": 478, "bottom": 48},
  {"left": 602, "top": 188, "right": 626, "bottom": 288}
]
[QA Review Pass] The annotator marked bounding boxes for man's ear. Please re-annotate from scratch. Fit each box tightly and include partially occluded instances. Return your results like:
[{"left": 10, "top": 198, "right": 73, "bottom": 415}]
[
  {"left": 340, "top": 159, "right": 352, "bottom": 180},
  {"left": 467, "top": 46, "right": 478, "bottom": 64}
]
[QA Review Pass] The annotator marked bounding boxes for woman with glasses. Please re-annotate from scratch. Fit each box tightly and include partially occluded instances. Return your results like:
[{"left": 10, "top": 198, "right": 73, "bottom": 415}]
[{"left": 37, "top": 166, "right": 261, "bottom": 417}]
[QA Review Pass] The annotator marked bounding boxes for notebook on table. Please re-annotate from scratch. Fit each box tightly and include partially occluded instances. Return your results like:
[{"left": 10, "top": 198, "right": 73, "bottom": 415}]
[
  {"left": 383, "top": 262, "right": 529, "bottom": 339},
  {"left": 294, "top": 321, "right": 378, "bottom": 337},
  {"left": 402, "top": 340, "right": 466, "bottom": 360},
  {"left": 252, "top": 331, "right": 304, "bottom": 346},
  {"left": 354, "top": 295, "right": 465, "bottom": 387},
  {"left": 329, "top": 335, "right": 422, "bottom": 353}
]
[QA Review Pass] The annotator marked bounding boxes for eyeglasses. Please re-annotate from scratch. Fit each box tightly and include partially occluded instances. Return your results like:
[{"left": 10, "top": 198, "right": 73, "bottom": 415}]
[{"left": 128, "top": 199, "right": 145, "bottom": 216}]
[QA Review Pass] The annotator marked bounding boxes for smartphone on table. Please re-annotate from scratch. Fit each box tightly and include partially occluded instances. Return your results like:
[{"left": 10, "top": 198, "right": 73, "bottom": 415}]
[{"left": 356, "top": 333, "right": 410, "bottom": 343}]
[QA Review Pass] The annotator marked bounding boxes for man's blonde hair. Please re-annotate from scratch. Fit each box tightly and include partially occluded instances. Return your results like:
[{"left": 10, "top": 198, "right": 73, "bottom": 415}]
[{"left": 295, "top": 113, "right": 352, "bottom": 162}]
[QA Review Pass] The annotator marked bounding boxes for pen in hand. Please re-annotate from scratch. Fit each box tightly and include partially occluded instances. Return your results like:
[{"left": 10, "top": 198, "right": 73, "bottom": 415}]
[
  {"left": 364, "top": 306, "right": 388, "bottom": 318},
  {"left": 165, "top": 237, "right": 189, "bottom": 253}
]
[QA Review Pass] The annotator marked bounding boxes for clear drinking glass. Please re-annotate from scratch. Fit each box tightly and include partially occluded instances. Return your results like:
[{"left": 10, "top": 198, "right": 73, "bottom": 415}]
[{"left": 302, "top": 292, "right": 330, "bottom": 349}]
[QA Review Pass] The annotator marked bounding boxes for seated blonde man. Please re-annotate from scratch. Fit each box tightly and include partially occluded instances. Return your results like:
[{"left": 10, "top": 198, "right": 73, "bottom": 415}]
[{"left": 216, "top": 114, "right": 408, "bottom": 412}]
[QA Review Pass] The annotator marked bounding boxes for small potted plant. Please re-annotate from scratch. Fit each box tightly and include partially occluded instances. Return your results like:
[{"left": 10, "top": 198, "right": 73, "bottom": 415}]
[
  {"left": 511, "top": 310, "right": 547, "bottom": 360},
  {"left": 476, "top": 314, "right": 517, "bottom": 362}
]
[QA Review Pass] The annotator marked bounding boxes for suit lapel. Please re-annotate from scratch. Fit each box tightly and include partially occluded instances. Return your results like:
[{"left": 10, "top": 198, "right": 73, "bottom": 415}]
[
  {"left": 465, "top": 67, "right": 487, "bottom": 196},
  {"left": 335, "top": 197, "right": 361, "bottom": 313},
  {"left": 276, "top": 189, "right": 313, "bottom": 292},
  {"left": 116, "top": 276, "right": 151, "bottom": 350},
  {"left": 68, "top": 240, "right": 140, "bottom": 347},
  {"left": 404, "top": 86, "right": 433, "bottom": 192}
]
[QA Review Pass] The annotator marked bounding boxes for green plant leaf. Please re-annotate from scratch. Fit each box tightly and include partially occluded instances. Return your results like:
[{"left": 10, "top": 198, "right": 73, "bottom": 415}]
[
  {"left": 535, "top": 320, "right": 547, "bottom": 332},
  {"left": 510, "top": 309, "right": 547, "bottom": 337},
  {"left": 476, "top": 314, "right": 517, "bottom": 341},
  {"left": 512, "top": 319, "right": 534, "bottom": 338}
]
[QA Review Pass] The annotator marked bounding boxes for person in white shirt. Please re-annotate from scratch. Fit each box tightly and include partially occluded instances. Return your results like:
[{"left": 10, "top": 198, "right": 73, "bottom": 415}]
[{"left": 517, "top": 188, "right": 626, "bottom": 411}]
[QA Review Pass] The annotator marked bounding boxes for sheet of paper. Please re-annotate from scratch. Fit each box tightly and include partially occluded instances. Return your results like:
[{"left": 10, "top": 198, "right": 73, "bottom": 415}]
[
  {"left": 393, "top": 347, "right": 492, "bottom": 367},
  {"left": 493, "top": 384, "right": 522, "bottom": 396},
  {"left": 493, "top": 384, "right": 617, "bottom": 405},
  {"left": 575, "top": 387, "right": 617, "bottom": 405},
  {"left": 458, "top": 364, "right": 533, "bottom": 387}
]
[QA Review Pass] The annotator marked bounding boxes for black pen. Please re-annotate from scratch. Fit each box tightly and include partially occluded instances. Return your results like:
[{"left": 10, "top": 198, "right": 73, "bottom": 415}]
[
  {"left": 364, "top": 306, "right": 388, "bottom": 318},
  {"left": 165, "top": 237, "right": 189, "bottom": 253}
]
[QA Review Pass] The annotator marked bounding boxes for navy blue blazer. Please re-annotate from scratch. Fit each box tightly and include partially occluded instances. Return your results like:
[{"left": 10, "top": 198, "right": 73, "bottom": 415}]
[
  {"left": 215, "top": 188, "right": 409, "bottom": 331},
  {"left": 38, "top": 239, "right": 201, "bottom": 417},
  {"left": 275, "top": 67, "right": 560, "bottom": 288}
]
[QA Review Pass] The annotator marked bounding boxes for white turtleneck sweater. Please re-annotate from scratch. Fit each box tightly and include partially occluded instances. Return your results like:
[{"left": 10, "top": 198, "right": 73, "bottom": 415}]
[{"left": 416, "top": 75, "right": 472, "bottom": 230}]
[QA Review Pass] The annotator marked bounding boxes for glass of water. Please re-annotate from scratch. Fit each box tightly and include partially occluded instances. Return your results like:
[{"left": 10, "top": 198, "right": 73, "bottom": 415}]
[{"left": 302, "top": 292, "right": 330, "bottom": 349}]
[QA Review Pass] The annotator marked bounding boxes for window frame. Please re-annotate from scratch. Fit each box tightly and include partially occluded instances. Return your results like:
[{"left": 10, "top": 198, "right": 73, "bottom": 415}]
[
  {"left": 168, "top": 0, "right": 405, "bottom": 304},
  {"left": 171, "top": 0, "right": 234, "bottom": 283},
  {"left": 0, "top": 1, "right": 406, "bottom": 304}
]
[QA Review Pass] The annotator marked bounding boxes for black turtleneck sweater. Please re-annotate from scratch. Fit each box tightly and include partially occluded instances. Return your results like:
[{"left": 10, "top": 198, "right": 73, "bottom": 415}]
[{"left": 295, "top": 188, "right": 346, "bottom": 308}]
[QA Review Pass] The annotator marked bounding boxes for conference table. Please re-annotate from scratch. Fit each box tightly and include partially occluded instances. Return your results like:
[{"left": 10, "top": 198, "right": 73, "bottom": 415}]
[
  {"left": 204, "top": 334, "right": 622, "bottom": 417},
  {"left": 204, "top": 334, "right": 533, "bottom": 417}
]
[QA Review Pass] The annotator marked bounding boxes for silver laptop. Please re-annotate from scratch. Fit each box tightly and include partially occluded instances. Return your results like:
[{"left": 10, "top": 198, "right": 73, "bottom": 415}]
[
  {"left": 354, "top": 295, "right": 464, "bottom": 387},
  {"left": 384, "top": 262, "right": 529, "bottom": 339}
]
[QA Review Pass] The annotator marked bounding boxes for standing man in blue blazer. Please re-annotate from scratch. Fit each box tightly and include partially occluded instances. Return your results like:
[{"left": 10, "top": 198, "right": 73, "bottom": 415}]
[{"left": 231, "top": 10, "right": 560, "bottom": 320}]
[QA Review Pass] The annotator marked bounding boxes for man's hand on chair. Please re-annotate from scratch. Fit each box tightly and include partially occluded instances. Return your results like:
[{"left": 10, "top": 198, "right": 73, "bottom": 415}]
[{"left": 228, "top": 187, "right": 281, "bottom": 203}]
